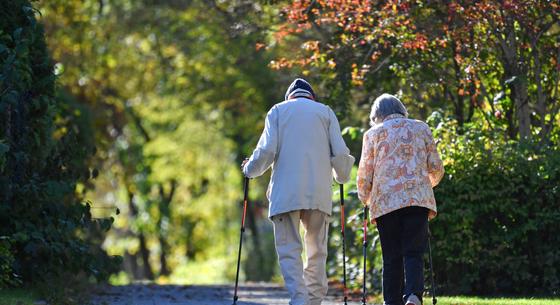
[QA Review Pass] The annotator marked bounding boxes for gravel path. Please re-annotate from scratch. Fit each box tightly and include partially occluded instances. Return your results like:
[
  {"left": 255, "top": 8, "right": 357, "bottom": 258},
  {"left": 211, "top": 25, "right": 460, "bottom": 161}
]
[{"left": 91, "top": 283, "right": 376, "bottom": 305}]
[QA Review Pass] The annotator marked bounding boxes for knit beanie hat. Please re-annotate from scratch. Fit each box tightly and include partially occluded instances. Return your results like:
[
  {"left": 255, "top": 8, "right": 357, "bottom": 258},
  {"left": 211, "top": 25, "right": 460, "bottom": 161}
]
[{"left": 285, "top": 78, "right": 316, "bottom": 100}]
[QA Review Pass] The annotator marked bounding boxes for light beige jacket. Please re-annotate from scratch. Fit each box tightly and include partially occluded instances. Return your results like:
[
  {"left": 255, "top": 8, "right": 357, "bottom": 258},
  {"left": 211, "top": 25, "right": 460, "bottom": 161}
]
[
  {"left": 357, "top": 114, "right": 444, "bottom": 222},
  {"left": 244, "top": 98, "right": 355, "bottom": 218}
]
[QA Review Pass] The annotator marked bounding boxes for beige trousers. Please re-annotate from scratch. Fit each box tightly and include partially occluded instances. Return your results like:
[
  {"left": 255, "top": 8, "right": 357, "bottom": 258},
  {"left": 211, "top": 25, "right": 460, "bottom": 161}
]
[{"left": 272, "top": 209, "right": 329, "bottom": 305}]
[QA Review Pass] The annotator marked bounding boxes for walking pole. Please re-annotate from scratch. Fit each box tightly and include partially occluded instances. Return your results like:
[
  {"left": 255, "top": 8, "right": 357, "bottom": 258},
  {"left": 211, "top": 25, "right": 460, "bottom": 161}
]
[
  {"left": 427, "top": 226, "right": 437, "bottom": 305},
  {"left": 339, "top": 184, "right": 348, "bottom": 305},
  {"left": 232, "top": 177, "right": 249, "bottom": 305},
  {"left": 361, "top": 205, "right": 369, "bottom": 305}
]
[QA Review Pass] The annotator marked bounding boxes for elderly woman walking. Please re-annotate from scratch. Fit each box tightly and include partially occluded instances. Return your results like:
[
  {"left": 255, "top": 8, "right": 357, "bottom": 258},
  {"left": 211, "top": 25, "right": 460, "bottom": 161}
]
[{"left": 357, "top": 94, "right": 444, "bottom": 305}]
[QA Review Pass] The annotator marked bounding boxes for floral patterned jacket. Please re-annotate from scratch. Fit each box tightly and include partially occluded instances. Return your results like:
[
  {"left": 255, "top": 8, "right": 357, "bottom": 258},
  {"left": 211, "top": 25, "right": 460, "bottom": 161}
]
[{"left": 357, "top": 114, "right": 444, "bottom": 222}]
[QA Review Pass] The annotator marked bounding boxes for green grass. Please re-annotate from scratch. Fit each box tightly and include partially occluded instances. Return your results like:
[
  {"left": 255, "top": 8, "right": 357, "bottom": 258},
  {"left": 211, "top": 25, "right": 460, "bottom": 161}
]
[
  {"left": 438, "top": 296, "right": 559, "bottom": 305},
  {"left": 0, "top": 288, "right": 36, "bottom": 305}
]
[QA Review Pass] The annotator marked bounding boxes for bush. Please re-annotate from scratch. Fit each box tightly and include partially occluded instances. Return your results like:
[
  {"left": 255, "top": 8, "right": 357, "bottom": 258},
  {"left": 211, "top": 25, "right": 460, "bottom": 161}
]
[
  {"left": 429, "top": 114, "right": 560, "bottom": 295},
  {"left": 0, "top": 237, "right": 19, "bottom": 287},
  {"left": 0, "top": 0, "right": 119, "bottom": 287}
]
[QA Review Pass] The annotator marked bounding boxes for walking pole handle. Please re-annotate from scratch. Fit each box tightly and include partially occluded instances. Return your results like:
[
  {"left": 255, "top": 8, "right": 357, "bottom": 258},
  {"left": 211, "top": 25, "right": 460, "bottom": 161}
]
[{"left": 241, "top": 177, "right": 249, "bottom": 231}]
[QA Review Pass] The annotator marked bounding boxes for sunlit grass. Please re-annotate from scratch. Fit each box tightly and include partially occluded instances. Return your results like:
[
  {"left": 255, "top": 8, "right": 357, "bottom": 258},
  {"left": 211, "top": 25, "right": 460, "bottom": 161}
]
[
  {"left": 168, "top": 257, "right": 231, "bottom": 285},
  {"left": 437, "top": 296, "right": 559, "bottom": 305},
  {"left": 0, "top": 288, "right": 36, "bottom": 305},
  {"left": 108, "top": 271, "right": 132, "bottom": 285},
  {"left": 107, "top": 259, "right": 232, "bottom": 286}
]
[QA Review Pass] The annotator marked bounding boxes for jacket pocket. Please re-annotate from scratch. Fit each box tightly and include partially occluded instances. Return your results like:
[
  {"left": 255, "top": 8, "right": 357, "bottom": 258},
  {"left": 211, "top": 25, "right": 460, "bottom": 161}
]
[{"left": 272, "top": 215, "right": 288, "bottom": 246}]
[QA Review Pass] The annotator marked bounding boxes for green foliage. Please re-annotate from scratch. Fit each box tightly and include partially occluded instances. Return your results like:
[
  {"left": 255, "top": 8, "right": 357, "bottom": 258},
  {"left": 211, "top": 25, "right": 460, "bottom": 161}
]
[
  {"left": 0, "top": 237, "right": 18, "bottom": 287},
  {"left": 438, "top": 296, "right": 560, "bottom": 305},
  {"left": 35, "top": 0, "right": 282, "bottom": 283},
  {"left": 429, "top": 113, "right": 560, "bottom": 295},
  {"left": 0, "top": 0, "right": 119, "bottom": 287},
  {"left": 0, "top": 288, "right": 36, "bottom": 305}
]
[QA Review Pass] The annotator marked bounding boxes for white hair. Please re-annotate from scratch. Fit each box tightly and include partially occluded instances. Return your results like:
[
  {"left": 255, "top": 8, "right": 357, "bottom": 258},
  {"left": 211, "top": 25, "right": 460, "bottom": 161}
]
[{"left": 369, "top": 93, "right": 408, "bottom": 126}]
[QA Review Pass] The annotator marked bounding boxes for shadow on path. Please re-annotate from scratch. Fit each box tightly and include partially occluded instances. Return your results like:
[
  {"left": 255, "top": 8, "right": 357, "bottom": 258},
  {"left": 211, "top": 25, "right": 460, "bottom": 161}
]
[{"left": 91, "top": 282, "right": 371, "bottom": 305}]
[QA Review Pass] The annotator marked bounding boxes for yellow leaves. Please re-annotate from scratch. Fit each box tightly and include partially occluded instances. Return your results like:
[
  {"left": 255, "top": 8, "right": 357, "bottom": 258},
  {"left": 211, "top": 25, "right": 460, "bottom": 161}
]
[
  {"left": 269, "top": 58, "right": 293, "bottom": 70},
  {"left": 351, "top": 62, "right": 366, "bottom": 86},
  {"left": 162, "top": 45, "right": 179, "bottom": 58},
  {"left": 138, "top": 39, "right": 152, "bottom": 54},
  {"left": 52, "top": 126, "right": 68, "bottom": 141},
  {"left": 106, "top": 56, "right": 117, "bottom": 68}
]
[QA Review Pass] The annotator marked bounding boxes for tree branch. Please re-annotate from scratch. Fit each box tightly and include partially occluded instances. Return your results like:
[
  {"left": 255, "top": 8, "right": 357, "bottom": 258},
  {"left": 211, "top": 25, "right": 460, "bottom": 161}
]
[{"left": 125, "top": 104, "right": 151, "bottom": 142}]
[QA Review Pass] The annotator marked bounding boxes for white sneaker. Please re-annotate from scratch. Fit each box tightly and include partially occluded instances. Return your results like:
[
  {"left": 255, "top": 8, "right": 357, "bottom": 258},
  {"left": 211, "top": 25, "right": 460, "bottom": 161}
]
[{"left": 405, "top": 294, "right": 422, "bottom": 305}]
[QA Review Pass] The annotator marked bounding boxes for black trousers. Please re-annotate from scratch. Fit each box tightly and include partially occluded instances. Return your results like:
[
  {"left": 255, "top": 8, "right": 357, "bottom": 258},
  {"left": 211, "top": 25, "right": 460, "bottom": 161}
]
[{"left": 376, "top": 206, "right": 429, "bottom": 305}]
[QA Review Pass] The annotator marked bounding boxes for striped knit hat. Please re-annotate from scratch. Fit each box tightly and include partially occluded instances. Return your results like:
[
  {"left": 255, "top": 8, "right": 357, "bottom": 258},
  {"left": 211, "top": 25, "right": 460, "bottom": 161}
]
[{"left": 285, "top": 78, "right": 316, "bottom": 100}]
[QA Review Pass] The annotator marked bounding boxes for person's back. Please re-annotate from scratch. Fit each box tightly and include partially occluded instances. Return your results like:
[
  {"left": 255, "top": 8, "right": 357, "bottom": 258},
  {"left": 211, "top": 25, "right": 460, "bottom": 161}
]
[
  {"left": 242, "top": 78, "right": 354, "bottom": 305},
  {"left": 269, "top": 98, "right": 339, "bottom": 216},
  {"left": 362, "top": 114, "right": 442, "bottom": 220}
]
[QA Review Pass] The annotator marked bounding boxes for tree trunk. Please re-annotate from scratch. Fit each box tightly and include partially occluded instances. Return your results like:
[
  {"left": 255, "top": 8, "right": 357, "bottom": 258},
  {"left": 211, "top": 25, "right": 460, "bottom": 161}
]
[
  {"left": 158, "top": 237, "right": 170, "bottom": 276},
  {"left": 512, "top": 79, "right": 531, "bottom": 139},
  {"left": 451, "top": 39, "right": 465, "bottom": 128},
  {"left": 499, "top": 15, "right": 531, "bottom": 140},
  {"left": 123, "top": 251, "right": 139, "bottom": 279},
  {"left": 533, "top": 42, "right": 546, "bottom": 125},
  {"left": 138, "top": 233, "right": 154, "bottom": 280},
  {"left": 3, "top": 104, "right": 12, "bottom": 204},
  {"left": 157, "top": 180, "right": 177, "bottom": 277},
  {"left": 127, "top": 190, "right": 155, "bottom": 280}
]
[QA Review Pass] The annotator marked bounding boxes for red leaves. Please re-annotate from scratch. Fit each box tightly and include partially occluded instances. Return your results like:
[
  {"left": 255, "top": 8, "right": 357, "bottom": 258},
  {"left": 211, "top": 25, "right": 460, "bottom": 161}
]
[
  {"left": 271, "top": 0, "right": 558, "bottom": 96},
  {"left": 402, "top": 33, "right": 428, "bottom": 51}
]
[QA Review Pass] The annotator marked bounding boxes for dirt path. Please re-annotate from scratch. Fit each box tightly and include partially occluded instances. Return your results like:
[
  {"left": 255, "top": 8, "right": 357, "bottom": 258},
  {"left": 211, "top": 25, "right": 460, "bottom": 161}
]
[{"left": 91, "top": 283, "right": 376, "bottom": 305}]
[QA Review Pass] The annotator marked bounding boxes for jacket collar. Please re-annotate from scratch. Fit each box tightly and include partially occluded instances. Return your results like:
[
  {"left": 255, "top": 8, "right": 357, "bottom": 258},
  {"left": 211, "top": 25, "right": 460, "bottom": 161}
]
[{"left": 383, "top": 113, "right": 406, "bottom": 122}]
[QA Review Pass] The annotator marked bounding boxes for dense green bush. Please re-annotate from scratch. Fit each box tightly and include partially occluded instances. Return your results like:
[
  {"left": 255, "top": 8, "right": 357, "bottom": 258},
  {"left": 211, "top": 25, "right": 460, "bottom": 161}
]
[
  {"left": 429, "top": 114, "right": 560, "bottom": 295},
  {"left": 0, "top": 237, "right": 18, "bottom": 287},
  {"left": 0, "top": 0, "right": 119, "bottom": 286}
]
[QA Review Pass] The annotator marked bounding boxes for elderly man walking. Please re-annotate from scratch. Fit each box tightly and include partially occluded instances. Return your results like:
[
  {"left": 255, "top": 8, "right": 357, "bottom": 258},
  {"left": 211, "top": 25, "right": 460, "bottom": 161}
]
[{"left": 242, "top": 78, "right": 354, "bottom": 305}]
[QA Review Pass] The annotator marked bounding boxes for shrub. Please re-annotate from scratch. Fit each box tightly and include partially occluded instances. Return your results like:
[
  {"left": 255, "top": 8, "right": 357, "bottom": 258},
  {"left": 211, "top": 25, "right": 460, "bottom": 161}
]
[
  {"left": 0, "top": 0, "right": 119, "bottom": 287},
  {"left": 429, "top": 113, "right": 560, "bottom": 295},
  {"left": 0, "top": 237, "right": 19, "bottom": 287}
]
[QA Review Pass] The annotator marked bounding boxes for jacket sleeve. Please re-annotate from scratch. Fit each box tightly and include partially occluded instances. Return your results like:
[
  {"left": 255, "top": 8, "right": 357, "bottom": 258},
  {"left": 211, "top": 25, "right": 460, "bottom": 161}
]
[
  {"left": 357, "top": 131, "right": 374, "bottom": 205},
  {"left": 328, "top": 107, "right": 355, "bottom": 184},
  {"left": 423, "top": 125, "right": 444, "bottom": 187},
  {"left": 243, "top": 107, "right": 278, "bottom": 178}
]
